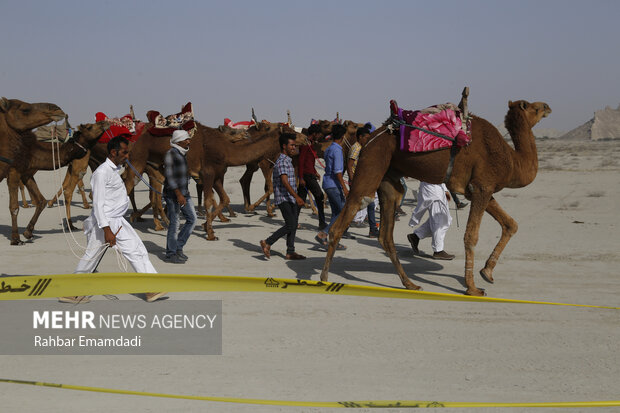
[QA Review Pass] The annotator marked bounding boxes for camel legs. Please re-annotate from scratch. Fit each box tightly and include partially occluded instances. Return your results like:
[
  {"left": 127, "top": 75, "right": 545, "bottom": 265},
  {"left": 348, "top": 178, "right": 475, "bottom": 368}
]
[
  {"left": 8, "top": 169, "right": 24, "bottom": 245},
  {"left": 479, "top": 196, "right": 518, "bottom": 284},
  {"left": 240, "top": 163, "right": 259, "bottom": 212},
  {"left": 19, "top": 181, "right": 31, "bottom": 208},
  {"left": 22, "top": 176, "right": 48, "bottom": 241},
  {"left": 375, "top": 177, "right": 422, "bottom": 290},
  {"left": 201, "top": 171, "right": 218, "bottom": 240},
  {"left": 462, "top": 186, "right": 494, "bottom": 296},
  {"left": 76, "top": 178, "right": 90, "bottom": 208}
]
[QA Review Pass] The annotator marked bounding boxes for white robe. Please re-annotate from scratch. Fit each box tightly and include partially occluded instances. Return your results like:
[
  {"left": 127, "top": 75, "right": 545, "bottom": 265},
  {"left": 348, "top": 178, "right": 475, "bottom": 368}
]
[
  {"left": 75, "top": 158, "right": 156, "bottom": 274},
  {"left": 408, "top": 182, "right": 452, "bottom": 253}
]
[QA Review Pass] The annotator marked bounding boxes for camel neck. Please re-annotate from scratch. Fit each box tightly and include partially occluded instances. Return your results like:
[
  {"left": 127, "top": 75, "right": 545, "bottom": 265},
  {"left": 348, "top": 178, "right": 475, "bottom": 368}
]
[{"left": 505, "top": 111, "right": 538, "bottom": 187}]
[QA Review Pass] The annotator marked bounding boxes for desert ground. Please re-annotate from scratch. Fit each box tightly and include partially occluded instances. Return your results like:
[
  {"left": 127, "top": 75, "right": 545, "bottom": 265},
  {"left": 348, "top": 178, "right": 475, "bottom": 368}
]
[{"left": 0, "top": 139, "right": 618, "bottom": 412}]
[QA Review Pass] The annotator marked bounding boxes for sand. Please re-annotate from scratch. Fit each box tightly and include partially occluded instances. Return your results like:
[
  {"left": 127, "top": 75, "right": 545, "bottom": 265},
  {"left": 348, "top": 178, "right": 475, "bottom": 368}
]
[{"left": 0, "top": 139, "right": 619, "bottom": 412}]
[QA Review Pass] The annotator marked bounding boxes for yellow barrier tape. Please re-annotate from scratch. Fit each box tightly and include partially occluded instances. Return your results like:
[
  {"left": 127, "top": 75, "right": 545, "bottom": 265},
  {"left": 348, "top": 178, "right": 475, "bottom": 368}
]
[
  {"left": 1, "top": 378, "right": 619, "bottom": 408},
  {"left": 0, "top": 273, "right": 618, "bottom": 309}
]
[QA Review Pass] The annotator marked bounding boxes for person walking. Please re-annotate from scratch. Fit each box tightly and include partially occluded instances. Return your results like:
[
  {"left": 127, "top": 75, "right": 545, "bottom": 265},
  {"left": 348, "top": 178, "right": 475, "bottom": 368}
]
[
  {"left": 64, "top": 136, "right": 165, "bottom": 303},
  {"left": 297, "top": 123, "right": 327, "bottom": 230},
  {"left": 260, "top": 133, "right": 306, "bottom": 260},
  {"left": 407, "top": 181, "right": 455, "bottom": 260},
  {"left": 315, "top": 124, "right": 351, "bottom": 249},
  {"left": 162, "top": 130, "right": 197, "bottom": 263}
]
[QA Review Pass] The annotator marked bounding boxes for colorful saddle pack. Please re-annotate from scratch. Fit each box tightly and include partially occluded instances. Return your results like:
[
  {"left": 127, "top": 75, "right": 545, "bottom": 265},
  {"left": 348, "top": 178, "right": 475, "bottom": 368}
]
[
  {"left": 146, "top": 102, "right": 196, "bottom": 137},
  {"left": 389, "top": 100, "right": 471, "bottom": 153}
]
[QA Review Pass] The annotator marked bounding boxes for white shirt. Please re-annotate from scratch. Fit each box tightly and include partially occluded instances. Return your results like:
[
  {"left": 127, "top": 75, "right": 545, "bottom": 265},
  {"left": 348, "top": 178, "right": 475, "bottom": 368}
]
[
  {"left": 409, "top": 182, "right": 452, "bottom": 228},
  {"left": 91, "top": 158, "right": 129, "bottom": 229}
]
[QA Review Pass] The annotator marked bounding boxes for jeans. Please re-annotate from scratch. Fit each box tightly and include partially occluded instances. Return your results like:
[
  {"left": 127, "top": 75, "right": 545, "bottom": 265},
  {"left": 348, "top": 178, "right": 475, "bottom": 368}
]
[
  {"left": 297, "top": 174, "right": 326, "bottom": 227},
  {"left": 323, "top": 186, "right": 346, "bottom": 233},
  {"left": 367, "top": 201, "right": 377, "bottom": 232},
  {"left": 266, "top": 201, "right": 298, "bottom": 254},
  {"left": 164, "top": 196, "right": 197, "bottom": 256}
]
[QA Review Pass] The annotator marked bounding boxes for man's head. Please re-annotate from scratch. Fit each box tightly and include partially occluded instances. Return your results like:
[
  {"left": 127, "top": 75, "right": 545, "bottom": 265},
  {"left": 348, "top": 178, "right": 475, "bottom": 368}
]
[
  {"left": 331, "top": 124, "right": 346, "bottom": 142},
  {"left": 107, "top": 136, "right": 130, "bottom": 166},
  {"left": 307, "top": 124, "right": 322, "bottom": 141},
  {"left": 356, "top": 127, "right": 371, "bottom": 145},
  {"left": 171, "top": 129, "right": 191, "bottom": 149},
  {"left": 279, "top": 132, "right": 298, "bottom": 157}
]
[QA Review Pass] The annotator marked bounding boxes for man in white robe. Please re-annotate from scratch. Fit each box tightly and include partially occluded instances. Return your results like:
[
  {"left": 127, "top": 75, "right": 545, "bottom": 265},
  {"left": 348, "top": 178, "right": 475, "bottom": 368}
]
[
  {"left": 407, "top": 181, "right": 455, "bottom": 260},
  {"left": 61, "top": 136, "right": 165, "bottom": 303}
]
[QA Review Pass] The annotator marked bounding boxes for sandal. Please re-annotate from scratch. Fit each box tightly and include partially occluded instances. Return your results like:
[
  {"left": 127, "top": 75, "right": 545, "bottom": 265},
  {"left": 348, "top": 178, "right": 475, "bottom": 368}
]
[
  {"left": 336, "top": 243, "right": 347, "bottom": 251},
  {"left": 314, "top": 234, "right": 328, "bottom": 247}
]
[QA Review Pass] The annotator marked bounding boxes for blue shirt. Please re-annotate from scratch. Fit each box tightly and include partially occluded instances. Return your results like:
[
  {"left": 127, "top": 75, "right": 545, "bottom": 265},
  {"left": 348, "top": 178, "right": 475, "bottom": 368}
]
[
  {"left": 272, "top": 153, "right": 296, "bottom": 205},
  {"left": 322, "top": 142, "right": 344, "bottom": 190}
]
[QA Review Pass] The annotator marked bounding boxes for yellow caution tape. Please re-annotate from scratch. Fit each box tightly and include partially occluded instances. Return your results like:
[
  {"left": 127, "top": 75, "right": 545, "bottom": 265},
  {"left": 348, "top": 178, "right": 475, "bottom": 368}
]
[
  {"left": 0, "top": 273, "right": 618, "bottom": 309},
  {"left": 1, "top": 378, "right": 619, "bottom": 408}
]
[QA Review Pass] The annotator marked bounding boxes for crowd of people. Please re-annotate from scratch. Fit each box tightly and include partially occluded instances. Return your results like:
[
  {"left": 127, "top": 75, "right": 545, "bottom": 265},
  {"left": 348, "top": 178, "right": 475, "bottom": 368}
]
[{"left": 62, "top": 122, "right": 467, "bottom": 304}]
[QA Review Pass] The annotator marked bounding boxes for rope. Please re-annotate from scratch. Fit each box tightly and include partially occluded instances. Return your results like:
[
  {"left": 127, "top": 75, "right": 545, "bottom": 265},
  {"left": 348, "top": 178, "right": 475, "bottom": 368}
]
[{"left": 126, "top": 160, "right": 162, "bottom": 195}]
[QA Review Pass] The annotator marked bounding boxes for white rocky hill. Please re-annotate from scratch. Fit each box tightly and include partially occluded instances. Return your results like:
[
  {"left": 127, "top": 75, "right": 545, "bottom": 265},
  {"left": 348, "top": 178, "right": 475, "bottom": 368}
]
[{"left": 560, "top": 104, "right": 620, "bottom": 140}]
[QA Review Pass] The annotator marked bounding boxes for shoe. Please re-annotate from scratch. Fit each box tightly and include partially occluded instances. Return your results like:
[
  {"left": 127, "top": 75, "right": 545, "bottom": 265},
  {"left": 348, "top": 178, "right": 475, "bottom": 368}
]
[
  {"left": 341, "top": 232, "right": 356, "bottom": 240},
  {"left": 368, "top": 231, "right": 379, "bottom": 238},
  {"left": 314, "top": 234, "right": 328, "bottom": 248},
  {"left": 285, "top": 252, "right": 306, "bottom": 260},
  {"left": 176, "top": 251, "right": 188, "bottom": 261},
  {"left": 336, "top": 243, "right": 346, "bottom": 251},
  {"left": 163, "top": 254, "right": 183, "bottom": 264},
  {"left": 456, "top": 201, "right": 469, "bottom": 209},
  {"left": 145, "top": 292, "right": 167, "bottom": 302},
  {"left": 433, "top": 250, "right": 455, "bottom": 260},
  {"left": 318, "top": 222, "right": 327, "bottom": 231},
  {"left": 260, "top": 240, "right": 271, "bottom": 259},
  {"left": 407, "top": 233, "right": 420, "bottom": 255},
  {"left": 58, "top": 296, "right": 90, "bottom": 304},
  {"left": 396, "top": 207, "right": 406, "bottom": 216}
]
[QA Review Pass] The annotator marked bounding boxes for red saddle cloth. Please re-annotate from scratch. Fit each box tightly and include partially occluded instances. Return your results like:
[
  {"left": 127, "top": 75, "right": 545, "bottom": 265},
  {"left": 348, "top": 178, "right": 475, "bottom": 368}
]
[
  {"left": 146, "top": 102, "right": 195, "bottom": 136},
  {"left": 95, "top": 112, "right": 141, "bottom": 143},
  {"left": 390, "top": 100, "right": 471, "bottom": 153}
]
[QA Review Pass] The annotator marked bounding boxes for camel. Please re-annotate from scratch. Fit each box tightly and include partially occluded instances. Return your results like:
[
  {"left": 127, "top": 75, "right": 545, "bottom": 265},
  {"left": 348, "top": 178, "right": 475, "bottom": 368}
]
[
  {"left": 6, "top": 121, "right": 109, "bottom": 244},
  {"left": 0, "top": 98, "right": 65, "bottom": 182},
  {"left": 46, "top": 153, "right": 91, "bottom": 228},
  {"left": 319, "top": 96, "right": 551, "bottom": 296}
]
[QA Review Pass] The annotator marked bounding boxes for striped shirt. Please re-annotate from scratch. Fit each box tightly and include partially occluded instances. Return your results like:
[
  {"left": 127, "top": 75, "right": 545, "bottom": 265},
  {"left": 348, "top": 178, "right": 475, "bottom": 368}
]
[
  {"left": 272, "top": 153, "right": 296, "bottom": 205},
  {"left": 163, "top": 147, "right": 190, "bottom": 198}
]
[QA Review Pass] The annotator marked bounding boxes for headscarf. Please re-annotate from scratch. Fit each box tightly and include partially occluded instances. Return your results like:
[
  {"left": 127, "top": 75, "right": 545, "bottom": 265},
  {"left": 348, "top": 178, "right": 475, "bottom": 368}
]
[{"left": 170, "top": 129, "right": 191, "bottom": 155}]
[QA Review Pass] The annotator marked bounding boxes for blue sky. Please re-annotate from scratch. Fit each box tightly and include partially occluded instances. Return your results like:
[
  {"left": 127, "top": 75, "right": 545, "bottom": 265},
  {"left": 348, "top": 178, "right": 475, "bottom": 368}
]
[{"left": 2, "top": 0, "right": 619, "bottom": 131}]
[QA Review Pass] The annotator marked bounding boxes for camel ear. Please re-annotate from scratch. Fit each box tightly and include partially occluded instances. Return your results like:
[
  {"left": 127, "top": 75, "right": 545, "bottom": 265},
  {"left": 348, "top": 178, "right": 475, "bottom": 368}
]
[
  {"left": 0, "top": 97, "right": 9, "bottom": 113},
  {"left": 519, "top": 101, "right": 528, "bottom": 110},
  {"left": 508, "top": 100, "right": 513, "bottom": 107}
]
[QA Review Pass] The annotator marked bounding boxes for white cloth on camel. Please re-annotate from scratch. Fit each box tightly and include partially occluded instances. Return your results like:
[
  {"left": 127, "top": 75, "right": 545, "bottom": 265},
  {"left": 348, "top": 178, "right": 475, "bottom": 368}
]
[
  {"left": 75, "top": 158, "right": 156, "bottom": 273},
  {"left": 408, "top": 182, "right": 452, "bottom": 253}
]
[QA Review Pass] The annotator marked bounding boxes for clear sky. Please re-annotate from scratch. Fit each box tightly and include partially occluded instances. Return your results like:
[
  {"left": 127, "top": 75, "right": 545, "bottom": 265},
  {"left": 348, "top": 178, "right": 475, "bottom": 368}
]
[{"left": 2, "top": 0, "right": 619, "bottom": 132}]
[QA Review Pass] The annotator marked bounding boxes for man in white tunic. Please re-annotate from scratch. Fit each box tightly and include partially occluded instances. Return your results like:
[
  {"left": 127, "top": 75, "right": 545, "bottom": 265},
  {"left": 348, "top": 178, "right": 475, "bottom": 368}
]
[
  {"left": 407, "top": 181, "right": 455, "bottom": 260},
  {"left": 61, "top": 136, "right": 165, "bottom": 303}
]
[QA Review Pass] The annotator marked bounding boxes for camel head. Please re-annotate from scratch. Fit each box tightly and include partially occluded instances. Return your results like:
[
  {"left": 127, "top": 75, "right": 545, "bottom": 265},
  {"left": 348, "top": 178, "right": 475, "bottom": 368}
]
[
  {"left": 507, "top": 100, "right": 552, "bottom": 129},
  {"left": 0, "top": 97, "right": 65, "bottom": 132},
  {"left": 72, "top": 121, "right": 110, "bottom": 150},
  {"left": 343, "top": 120, "right": 362, "bottom": 136}
]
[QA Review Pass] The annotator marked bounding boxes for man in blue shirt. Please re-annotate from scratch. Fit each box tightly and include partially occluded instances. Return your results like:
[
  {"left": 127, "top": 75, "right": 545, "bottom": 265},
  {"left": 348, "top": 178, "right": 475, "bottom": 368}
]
[
  {"left": 260, "top": 133, "right": 306, "bottom": 260},
  {"left": 315, "top": 124, "right": 351, "bottom": 249}
]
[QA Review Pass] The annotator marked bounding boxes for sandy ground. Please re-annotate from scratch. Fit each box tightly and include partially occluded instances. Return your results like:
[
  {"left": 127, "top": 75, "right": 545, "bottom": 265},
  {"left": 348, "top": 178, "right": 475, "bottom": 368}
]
[{"left": 0, "top": 139, "right": 619, "bottom": 412}]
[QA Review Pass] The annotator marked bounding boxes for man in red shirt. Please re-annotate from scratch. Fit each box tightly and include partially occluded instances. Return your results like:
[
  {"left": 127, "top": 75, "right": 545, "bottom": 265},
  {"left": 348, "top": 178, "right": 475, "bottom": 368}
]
[{"left": 297, "top": 124, "right": 327, "bottom": 230}]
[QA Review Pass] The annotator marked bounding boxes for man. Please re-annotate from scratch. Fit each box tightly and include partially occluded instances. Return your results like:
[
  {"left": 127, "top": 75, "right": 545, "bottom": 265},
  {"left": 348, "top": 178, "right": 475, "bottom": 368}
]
[
  {"left": 63, "top": 136, "right": 165, "bottom": 303},
  {"left": 260, "top": 133, "right": 306, "bottom": 260},
  {"left": 347, "top": 127, "right": 379, "bottom": 238},
  {"left": 407, "top": 181, "right": 455, "bottom": 260},
  {"left": 315, "top": 124, "right": 351, "bottom": 249},
  {"left": 163, "top": 129, "right": 196, "bottom": 263},
  {"left": 297, "top": 124, "right": 327, "bottom": 230}
]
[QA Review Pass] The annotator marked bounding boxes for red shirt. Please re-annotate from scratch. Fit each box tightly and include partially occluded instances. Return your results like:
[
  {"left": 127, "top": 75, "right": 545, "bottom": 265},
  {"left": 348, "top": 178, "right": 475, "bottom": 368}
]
[{"left": 298, "top": 144, "right": 318, "bottom": 177}]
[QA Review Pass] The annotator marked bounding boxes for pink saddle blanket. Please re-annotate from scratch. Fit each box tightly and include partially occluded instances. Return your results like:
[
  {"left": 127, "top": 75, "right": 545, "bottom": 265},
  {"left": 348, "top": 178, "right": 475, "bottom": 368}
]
[{"left": 393, "top": 102, "right": 471, "bottom": 153}]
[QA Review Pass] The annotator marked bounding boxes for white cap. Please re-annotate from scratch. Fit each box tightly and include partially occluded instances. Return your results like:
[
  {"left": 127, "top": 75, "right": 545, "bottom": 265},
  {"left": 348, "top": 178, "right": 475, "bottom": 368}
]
[{"left": 171, "top": 129, "right": 191, "bottom": 144}]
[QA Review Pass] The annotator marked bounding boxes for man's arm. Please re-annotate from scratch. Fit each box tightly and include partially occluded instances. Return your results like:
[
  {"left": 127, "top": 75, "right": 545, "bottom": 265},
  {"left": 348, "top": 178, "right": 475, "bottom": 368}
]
[{"left": 281, "top": 174, "right": 304, "bottom": 206}]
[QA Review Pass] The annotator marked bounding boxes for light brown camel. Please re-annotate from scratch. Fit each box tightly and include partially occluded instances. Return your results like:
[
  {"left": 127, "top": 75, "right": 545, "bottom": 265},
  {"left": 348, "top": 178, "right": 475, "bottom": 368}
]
[
  {"left": 319, "top": 98, "right": 551, "bottom": 296},
  {"left": 46, "top": 152, "right": 91, "bottom": 229},
  {"left": 6, "top": 122, "right": 109, "bottom": 244},
  {"left": 0, "top": 98, "right": 65, "bottom": 182}
]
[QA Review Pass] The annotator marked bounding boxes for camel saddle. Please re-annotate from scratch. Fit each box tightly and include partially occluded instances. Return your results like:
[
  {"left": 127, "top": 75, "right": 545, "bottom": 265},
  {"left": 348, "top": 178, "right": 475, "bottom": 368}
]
[
  {"left": 146, "top": 102, "right": 196, "bottom": 137},
  {"left": 389, "top": 100, "right": 472, "bottom": 153}
]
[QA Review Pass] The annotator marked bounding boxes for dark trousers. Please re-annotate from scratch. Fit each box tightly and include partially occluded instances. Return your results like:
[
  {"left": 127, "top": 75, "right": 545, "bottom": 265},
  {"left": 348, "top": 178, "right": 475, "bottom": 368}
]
[
  {"left": 297, "top": 173, "right": 326, "bottom": 226},
  {"left": 266, "top": 201, "right": 298, "bottom": 254}
]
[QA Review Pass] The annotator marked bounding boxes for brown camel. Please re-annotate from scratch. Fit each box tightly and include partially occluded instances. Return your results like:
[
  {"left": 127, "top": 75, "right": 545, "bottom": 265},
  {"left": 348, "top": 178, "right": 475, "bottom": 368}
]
[
  {"left": 6, "top": 122, "right": 109, "bottom": 244},
  {"left": 319, "top": 98, "right": 551, "bottom": 296},
  {"left": 46, "top": 152, "right": 92, "bottom": 229},
  {"left": 0, "top": 98, "right": 65, "bottom": 182}
]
